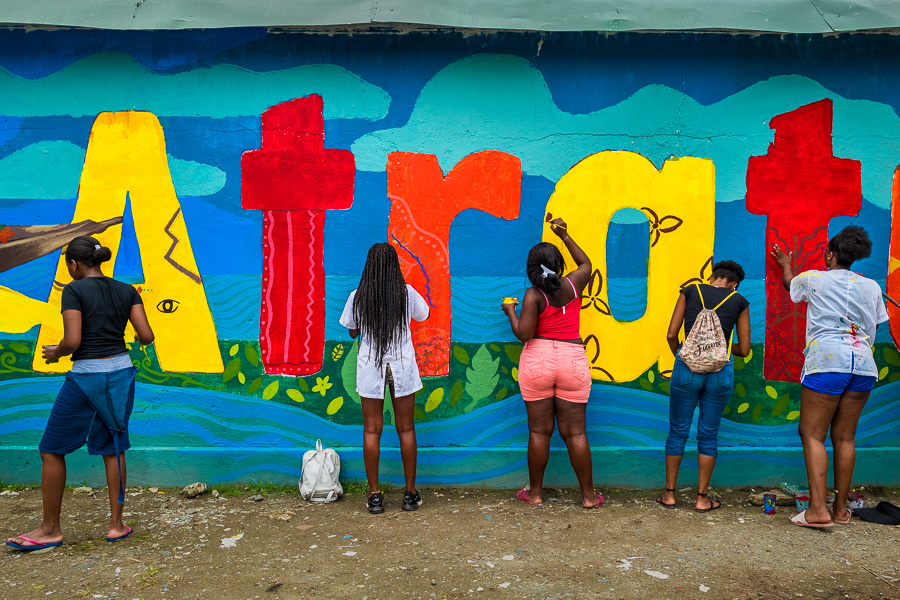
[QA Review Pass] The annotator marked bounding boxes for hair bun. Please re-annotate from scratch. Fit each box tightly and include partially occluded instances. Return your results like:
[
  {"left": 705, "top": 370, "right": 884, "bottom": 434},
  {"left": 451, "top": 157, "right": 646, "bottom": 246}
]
[
  {"left": 544, "top": 272, "right": 562, "bottom": 292},
  {"left": 92, "top": 245, "right": 113, "bottom": 264}
]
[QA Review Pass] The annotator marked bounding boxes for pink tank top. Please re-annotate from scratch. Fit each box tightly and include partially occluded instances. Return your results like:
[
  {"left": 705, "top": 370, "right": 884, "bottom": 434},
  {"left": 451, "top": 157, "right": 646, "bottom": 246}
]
[{"left": 533, "top": 277, "right": 581, "bottom": 339}]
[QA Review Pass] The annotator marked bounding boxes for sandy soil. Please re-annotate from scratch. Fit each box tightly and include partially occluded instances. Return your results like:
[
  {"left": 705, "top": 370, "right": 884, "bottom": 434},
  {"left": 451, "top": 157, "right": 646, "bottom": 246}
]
[{"left": 1, "top": 486, "right": 899, "bottom": 600}]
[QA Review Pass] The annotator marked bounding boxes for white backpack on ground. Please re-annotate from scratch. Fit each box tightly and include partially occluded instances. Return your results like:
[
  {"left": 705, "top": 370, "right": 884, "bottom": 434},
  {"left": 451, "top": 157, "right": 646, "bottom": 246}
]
[
  {"left": 678, "top": 283, "right": 736, "bottom": 374},
  {"left": 299, "top": 440, "right": 343, "bottom": 502}
]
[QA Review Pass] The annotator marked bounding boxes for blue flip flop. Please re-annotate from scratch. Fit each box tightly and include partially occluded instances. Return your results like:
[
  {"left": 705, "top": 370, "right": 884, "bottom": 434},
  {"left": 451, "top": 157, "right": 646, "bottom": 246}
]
[
  {"left": 6, "top": 536, "right": 63, "bottom": 551},
  {"left": 107, "top": 526, "right": 133, "bottom": 543}
]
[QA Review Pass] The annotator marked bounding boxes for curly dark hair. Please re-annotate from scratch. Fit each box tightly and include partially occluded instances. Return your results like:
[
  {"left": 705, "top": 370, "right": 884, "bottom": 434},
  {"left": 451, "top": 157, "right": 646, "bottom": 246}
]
[
  {"left": 828, "top": 226, "right": 872, "bottom": 267},
  {"left": 353, "top": 243, "right": 408, "bottom": 368},
  {"left": 711, "top": 260, "right": 745, "bottom": 284},
  {"left": 526, "top": 242, "right": 566, "bottom": 293},
  {"left": 65, "top": 236, "right": 112, "bottom": 267}
]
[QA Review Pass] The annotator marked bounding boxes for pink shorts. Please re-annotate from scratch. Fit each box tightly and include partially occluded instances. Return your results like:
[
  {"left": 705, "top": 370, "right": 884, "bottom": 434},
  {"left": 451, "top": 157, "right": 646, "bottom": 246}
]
[{"left": 518, "top": 339, "right": 592, "bottom": 403}]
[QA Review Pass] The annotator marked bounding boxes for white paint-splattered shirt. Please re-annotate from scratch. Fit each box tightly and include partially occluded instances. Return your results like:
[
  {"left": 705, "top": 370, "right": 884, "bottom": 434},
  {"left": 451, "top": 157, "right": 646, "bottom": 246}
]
[
  {"left": 339, "top": 284, "right": 430, "bottom": 399},
  {"left": 790, "top": 269, "right": 888, "bottom": 377}
]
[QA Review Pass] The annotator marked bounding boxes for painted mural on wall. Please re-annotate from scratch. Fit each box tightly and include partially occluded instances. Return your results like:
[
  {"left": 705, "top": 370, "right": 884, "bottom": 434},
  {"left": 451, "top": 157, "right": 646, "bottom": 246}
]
[{"left": 2, "top": 29, "right": 900, "bottom": 485}]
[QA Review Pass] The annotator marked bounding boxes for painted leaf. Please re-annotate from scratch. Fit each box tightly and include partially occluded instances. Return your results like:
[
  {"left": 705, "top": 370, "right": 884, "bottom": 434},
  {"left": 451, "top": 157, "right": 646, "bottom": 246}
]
[
  {"left": 658, "top": 380, "right": 669, "bottom": 394},
  {"left": 286, "top": 388, "right": 305, "bottom": 402},
  {"left": 786, "top": 410, "right": 800, "bottom": 421},
  {"left": 723, "top": 405, "right": 731, "bottom": 415},
  {"left": 223, "top": 358, "right": 241, "bottom": 383},
  {"left": 341, "top": 340, "right": 361, "bottom": 404},
  {"left": 424, "top": 388, "right": 444, "bottom": 412},
  {"left": 449, "top": 380, "right": 464, "bottom": 408},
  {"left": 765, "top": 385, "right": 777, "bottom": 399},
  {"left": 504, "top": 344, "right": 523, "bottom": 363},
  {"left": 752, "top": 403, "right": 762, "bottom": 422},
  {"left": 657, "top": 215, "right": 683, "bottom": 233},
  {"left": 733, "top": 357, "right": 745, "bottom": 371},
  {"left": 771, "top": 393, "right": 790, "bottom": 417},
  {"left": 244, "top": 344, "right": 260, "bottom": 367},
  {"left": 891, "top": 373, "right": 900, "bottom": 383},
  {"left": 8, "top": 342, "right": 30, "bottom": 354},
  {"left": 735, "top": 383, "right": 746, "bottom": 398},
  {"left": 495, "top": 386, "right": 507, "bottom": 400},
  {"left": 327, "top": 396, "right": 344, "bottom": 415},
  {"left": 229, "top": 344, "right": 239, "bottom": 357},
  {"left": 639, "top": 378, "right": 653, "bottom": 392},
  {"left": 414, "top": 406, "right": 427, "bottom": 421},
  {"left": 297, "top": 378, "right": 309, "bottom": 392},
  {"left": 453, "top": 345, "right": 470, "bottom": 365},
  {"left": 737, "top": 402, "right": 749, "bottom": 413},
  {"left": 465, "top": 344, "right": 500, "bottom": 404},
  {"left": 489, "top": 343, "right": 500, "bottom": 352},
  {"left": 879, "top": 366, "right": 889, "bottom": 379},
  {"left": 331, "top": 343, "right": 344, "bottom": 361},
  {"left": 647, "top": 370, "right": 655, "bottom": 383},
  {"left": 261, "top": 381, "right": 279, "bottom": 400},
  {"left": 884, "top": 346, "right": 900, "bottom": 366},
  {"left": 511, "top": 366, "right": 518, "bottom": 382},
  {"left": 248, "top": 377, "right": 263, "bottom": 395},
  {"left": 238, "top": 372, "right": 246, "bottom": 385}
]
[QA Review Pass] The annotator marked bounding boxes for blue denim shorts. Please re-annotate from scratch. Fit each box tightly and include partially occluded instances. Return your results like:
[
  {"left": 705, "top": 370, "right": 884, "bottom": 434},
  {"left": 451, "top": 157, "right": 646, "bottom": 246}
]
[
  {"left": 39, "top": 371, "right": 135, "bottom": 456},
  {"left": 801, "top": 371, "right": 875, "bottom": 395}
]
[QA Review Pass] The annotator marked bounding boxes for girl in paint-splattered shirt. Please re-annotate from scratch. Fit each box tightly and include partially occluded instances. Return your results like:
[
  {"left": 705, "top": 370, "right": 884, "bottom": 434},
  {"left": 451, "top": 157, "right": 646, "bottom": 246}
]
[{"left": 772, "top": 226, "right": 888, "bottom": 530}]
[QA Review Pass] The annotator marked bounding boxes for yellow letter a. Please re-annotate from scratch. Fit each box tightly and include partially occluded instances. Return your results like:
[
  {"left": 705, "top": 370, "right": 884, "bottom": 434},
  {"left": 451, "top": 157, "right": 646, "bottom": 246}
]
[{"left": 34, "top": 111, "right": 223, "bottom": 374}]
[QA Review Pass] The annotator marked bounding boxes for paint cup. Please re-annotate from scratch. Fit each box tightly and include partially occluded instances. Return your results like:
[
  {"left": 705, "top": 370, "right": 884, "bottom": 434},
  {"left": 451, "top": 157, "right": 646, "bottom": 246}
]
[
  {"left": 794, "top": 495, "right": 810, "bottom": 512},
  {"left": 847, "top": 493, "right": 865, "bottom": 510},
  {"left": 502, "top": 297, "right": 519, "bottom": 305},
  {"left": 763, "top": 493, "right": 776, "bottom": 515}
]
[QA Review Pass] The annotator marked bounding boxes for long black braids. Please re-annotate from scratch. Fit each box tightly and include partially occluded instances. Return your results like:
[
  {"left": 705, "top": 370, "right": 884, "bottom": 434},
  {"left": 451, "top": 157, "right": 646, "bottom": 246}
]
[{"left": 353, "top": 243, "right": 408, "bottom": 367}]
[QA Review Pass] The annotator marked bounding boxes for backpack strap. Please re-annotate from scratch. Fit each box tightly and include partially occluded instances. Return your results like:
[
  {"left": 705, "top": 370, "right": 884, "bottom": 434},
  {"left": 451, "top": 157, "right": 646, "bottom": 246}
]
[
  {"left": 693, "top": 283, "right": 706, "bottom": 309},
  {"left": 713, "top": 290, "right": 737, "bottom": 310}
]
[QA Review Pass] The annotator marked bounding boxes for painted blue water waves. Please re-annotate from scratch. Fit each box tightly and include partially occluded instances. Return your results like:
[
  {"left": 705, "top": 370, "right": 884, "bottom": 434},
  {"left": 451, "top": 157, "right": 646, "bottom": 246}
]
[{"left": 2, "top": 378, "right": 897, "bottom": 485}]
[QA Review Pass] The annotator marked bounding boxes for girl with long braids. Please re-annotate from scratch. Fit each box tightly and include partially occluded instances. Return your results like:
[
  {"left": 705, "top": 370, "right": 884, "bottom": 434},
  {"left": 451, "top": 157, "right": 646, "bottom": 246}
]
[
  {"left": 6, "top": 236, "right": 154, "bottom": 551},
  {"left": 340, "top": 243, "right": 430, "bottom": 514},
  {"left": 502, "top": 217, "right": 601, "bottom": 508},
  {"left": 772, "top": 226, "right": 888, "bottom": 528}
]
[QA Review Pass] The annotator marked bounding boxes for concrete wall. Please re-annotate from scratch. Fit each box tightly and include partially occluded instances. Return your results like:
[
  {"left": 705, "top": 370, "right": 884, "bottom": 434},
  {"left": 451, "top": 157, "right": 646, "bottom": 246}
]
[{"left": 1, "top": 29, "right": 899, "bottom": 487}]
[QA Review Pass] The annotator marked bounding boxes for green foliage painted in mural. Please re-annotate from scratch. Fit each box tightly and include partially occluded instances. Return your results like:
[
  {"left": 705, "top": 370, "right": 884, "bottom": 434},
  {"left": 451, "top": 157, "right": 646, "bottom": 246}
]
[
  {"left": 341, "top": 340, "right": 361, "bottom": 404},
  {"left": 464, "top": 344, "right": 500, "bottom": 412},
  {"left": 2, "top": 336, "right": 897, "bottom": 429}
]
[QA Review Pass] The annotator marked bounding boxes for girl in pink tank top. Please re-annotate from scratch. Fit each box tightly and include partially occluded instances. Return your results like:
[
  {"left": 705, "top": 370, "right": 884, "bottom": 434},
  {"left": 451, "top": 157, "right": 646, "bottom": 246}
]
[{"left": 501, "top": 217, "right": 602, "bottom": 509}]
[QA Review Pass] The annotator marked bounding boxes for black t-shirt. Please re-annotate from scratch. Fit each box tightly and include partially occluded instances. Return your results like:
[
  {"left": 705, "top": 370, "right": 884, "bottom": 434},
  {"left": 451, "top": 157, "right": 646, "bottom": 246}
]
[
  {"left": 681, "top": 283, "right": 749, "bottom": 341},
  {"left": 60, "top": 277, "right": 143, "bottom": 361}
]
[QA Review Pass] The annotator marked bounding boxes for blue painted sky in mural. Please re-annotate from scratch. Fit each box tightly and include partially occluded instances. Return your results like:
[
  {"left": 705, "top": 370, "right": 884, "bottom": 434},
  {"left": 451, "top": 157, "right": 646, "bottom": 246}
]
[
  {"left": 0, "top": 53, "right": 390, "bottom": 120},
  {"left": 352, "top": 54, "right": 900, "bottom": 210},
  {"left": 0, "top": 140, "right": 226, "bottom": 198}
]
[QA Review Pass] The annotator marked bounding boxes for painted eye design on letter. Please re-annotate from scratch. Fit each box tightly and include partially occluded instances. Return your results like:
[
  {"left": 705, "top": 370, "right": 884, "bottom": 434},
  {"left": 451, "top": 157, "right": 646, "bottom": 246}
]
[{"left": 156, "top": 299, "right": 180, "bottom": 313}]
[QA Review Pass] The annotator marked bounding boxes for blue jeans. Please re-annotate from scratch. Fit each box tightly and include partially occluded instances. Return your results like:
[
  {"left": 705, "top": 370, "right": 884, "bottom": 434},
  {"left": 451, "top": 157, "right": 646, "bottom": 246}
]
[{"left": 664, "top": 355, "right": 734, "bottom": 458}]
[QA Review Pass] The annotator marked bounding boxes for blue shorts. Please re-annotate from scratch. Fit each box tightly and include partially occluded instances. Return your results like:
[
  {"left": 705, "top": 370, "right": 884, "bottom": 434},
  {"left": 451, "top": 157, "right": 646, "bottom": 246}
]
[
  {"left": 39, "top": 372, "right": 135, "bottom": 456},
  {"left": 801, "top": 371, "right": 875, "bottom": 396}
]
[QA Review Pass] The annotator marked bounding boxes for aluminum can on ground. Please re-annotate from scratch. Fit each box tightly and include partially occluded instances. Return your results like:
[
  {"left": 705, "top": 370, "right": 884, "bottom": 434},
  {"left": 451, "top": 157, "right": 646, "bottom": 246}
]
[{"left": 763, "top": 493, "right": 776, "bottom": 514}]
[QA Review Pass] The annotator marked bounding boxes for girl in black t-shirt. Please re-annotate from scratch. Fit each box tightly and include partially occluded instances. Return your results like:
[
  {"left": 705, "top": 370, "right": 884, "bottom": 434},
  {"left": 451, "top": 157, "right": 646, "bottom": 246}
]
[
  {"left": 656, "top": 260, "right": 751, "bottom": 513},
  {"left": 6, "top": 236, "right": 154, "bottom": 551}
]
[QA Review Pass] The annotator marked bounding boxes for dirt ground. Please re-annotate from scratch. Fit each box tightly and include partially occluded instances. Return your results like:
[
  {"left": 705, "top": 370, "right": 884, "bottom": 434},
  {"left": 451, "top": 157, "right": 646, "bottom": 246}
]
[{"left": 1, "top": 485, "right": 899, "bottom": 600}]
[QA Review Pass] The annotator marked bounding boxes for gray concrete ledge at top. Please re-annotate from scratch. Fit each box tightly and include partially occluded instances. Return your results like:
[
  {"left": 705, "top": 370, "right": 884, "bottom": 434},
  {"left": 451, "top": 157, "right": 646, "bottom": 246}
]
[{"left": 0, "top": 0, "right": 899, "bottom": 33}]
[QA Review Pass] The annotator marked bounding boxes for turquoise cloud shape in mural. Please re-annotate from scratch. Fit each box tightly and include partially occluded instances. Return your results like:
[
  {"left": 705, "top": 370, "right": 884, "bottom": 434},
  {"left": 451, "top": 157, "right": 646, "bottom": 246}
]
[
  {"left": 352, "top": 53, "right": 900, "bottom": 209},
  {"left": 0, "top": 141, "right": 227, "bottom": 199},
  {"left": 0, "top": 52, "right": 390, "bottom": 121}
]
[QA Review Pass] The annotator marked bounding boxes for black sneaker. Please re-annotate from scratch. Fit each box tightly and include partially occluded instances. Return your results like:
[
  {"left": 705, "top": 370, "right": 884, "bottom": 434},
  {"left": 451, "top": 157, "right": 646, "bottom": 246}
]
[
  {"left": 402, "top": 490, "right": 423, "bottom": 511},
  {"left": 367, "top": 491, "right": 385, "bottom": 514}
]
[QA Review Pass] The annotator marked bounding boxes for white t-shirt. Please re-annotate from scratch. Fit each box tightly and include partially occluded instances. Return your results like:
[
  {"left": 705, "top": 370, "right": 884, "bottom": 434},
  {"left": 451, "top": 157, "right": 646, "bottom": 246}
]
[
  {"left": 339, "top": 284, "right": 430, "bottom": 398},
  {"left": 790, "top": 269, "right": 888, "bottom": 377}
]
